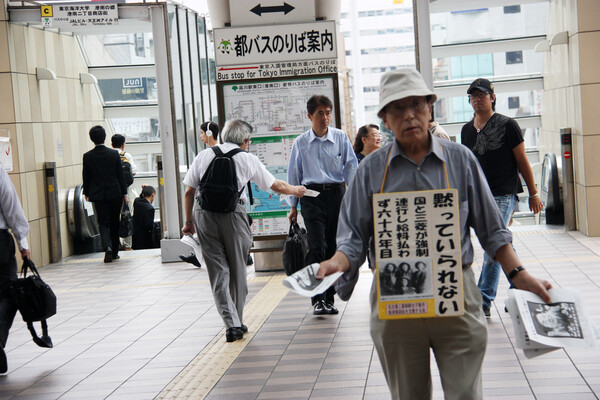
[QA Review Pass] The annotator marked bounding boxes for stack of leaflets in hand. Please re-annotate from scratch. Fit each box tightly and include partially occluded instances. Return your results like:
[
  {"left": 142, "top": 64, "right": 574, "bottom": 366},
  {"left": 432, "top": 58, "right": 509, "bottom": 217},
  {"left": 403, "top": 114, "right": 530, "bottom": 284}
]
[
  {"left": 505, "top": 288, "right": 599, "bottom": 358},
  {"left": 282, "top": 263, "right": 343, "bottom": 298}
]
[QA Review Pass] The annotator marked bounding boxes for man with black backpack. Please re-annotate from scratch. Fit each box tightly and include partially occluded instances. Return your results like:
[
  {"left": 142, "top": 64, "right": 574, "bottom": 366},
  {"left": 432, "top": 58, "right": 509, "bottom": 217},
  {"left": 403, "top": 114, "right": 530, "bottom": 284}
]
[
  {"left": 111, "top": 134, "right": 137, "bottom": 251},
  {"left": 111, "top": 134, "right": 136, "bottom": 188},
  {"left": 182, "top": 119, "right": 306, "bottom": 342},
  {"left": 179, "top": 121, "right": 221, "bottom": 269}
]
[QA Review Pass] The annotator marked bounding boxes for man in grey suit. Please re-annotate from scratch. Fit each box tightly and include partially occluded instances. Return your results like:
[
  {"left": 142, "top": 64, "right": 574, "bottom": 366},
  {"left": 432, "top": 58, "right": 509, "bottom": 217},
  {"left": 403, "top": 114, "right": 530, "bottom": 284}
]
[{"left": 82, "top": 126, "right": 128, "bottom": 263}]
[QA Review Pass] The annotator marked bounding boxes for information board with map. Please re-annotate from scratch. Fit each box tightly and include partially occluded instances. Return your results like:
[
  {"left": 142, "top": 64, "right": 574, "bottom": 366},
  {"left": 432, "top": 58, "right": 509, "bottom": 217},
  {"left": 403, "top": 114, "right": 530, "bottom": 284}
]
[
  {"left": 244, "top": 134, "right": 305, "bottom": 235},
  {"left": 221, "top": 76, "right": 337, "bottom": 236},
  {"left": 222, "top": 77, "right": 336, "bottom": 137}
]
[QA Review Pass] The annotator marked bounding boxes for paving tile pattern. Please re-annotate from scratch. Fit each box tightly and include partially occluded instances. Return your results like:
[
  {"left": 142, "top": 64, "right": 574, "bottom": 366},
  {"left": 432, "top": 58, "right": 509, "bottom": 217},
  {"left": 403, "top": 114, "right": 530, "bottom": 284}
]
[{"left": 1, "top": 226, "right": 599, "bottom": 399}]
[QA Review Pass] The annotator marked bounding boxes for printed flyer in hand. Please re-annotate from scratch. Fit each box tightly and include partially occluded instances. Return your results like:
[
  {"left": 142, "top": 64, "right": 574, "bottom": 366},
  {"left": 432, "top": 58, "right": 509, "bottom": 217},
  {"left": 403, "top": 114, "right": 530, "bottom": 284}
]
[
  {"left": 506, "top": 288, "right": 599, "bottom": 358},
  {"left": 283, "top": 263, "right": 343, "bottom": 298}
]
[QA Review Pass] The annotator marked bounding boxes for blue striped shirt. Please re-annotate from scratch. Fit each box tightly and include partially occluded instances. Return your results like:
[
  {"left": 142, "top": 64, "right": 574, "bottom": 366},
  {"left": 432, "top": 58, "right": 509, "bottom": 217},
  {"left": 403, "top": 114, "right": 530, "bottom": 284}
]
[{"left": 287, "top": 127, "right": 358, "bottom": 207}]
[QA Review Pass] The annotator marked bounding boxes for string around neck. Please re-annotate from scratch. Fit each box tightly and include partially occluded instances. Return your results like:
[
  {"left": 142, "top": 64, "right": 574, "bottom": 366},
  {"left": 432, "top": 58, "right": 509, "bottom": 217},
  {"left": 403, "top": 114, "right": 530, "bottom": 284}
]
[{"left": 378, "top": 140, "right": 450, "bottom": 194}]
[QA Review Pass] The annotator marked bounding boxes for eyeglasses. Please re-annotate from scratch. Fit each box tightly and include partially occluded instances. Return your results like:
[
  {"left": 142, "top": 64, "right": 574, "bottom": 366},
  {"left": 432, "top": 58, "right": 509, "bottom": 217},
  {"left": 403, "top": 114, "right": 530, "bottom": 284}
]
[
  {"left": 246, "top": 139, "right": 253, "bottom": 145},
  {"left": 385, "top": 98, "right": 428, "bottom": 116},
  {"left": 468, "top": 92, "right": 489, "bottom": 99}
]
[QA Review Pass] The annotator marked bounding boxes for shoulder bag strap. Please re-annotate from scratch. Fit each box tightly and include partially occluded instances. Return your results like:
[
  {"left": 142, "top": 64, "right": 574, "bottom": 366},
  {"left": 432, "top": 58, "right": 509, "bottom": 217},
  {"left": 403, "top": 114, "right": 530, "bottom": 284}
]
[
  {"left": 21, "top": 258, "right": 40, "bottom": 278},
  {"left": 247, "top": 182, "right": 254, "bottom": 205}
]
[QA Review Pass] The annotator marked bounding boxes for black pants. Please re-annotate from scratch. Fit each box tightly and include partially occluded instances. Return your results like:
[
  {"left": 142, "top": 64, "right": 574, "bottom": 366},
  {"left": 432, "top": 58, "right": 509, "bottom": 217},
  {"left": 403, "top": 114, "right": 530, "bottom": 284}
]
[
  {"left": 94, "top": 197, "right": 122, "bottom": 255},
  {"left": 0, "top": 230, "right": 18, "bottom": 349},
  {"left": 301, "top": 183, "right": 345, "bottom": 306}
]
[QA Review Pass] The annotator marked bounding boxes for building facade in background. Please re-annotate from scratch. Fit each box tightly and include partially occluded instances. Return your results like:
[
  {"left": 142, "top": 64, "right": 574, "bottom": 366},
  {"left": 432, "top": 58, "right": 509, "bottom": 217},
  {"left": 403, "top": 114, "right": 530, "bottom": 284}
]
[
  {"left": 340, "top": 1, "right": 547, "bottom": 144},
  {"left": 340, "top": 0, "right": 548, "bottom": 215}
]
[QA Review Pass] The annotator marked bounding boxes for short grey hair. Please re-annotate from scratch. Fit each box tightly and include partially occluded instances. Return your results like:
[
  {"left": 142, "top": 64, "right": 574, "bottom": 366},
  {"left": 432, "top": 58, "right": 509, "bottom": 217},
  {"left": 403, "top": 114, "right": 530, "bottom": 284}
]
[{"left": 221, "top": 119, "right": 253, "bottom": 145}]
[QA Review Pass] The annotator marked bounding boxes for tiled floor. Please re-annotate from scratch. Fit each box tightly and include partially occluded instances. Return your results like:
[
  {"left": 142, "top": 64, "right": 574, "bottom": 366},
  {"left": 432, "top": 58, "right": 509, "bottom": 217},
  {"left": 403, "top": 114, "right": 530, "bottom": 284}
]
[{"left": 1, "top": 224, "right": 600, "bottom": 399}]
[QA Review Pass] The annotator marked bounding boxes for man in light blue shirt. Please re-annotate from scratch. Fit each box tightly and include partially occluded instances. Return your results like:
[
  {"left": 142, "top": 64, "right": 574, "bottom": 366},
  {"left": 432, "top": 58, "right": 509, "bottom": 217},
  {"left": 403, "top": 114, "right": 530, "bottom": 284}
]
[{"left": 287, "top": 95, "right": 357, "bottom": 315}]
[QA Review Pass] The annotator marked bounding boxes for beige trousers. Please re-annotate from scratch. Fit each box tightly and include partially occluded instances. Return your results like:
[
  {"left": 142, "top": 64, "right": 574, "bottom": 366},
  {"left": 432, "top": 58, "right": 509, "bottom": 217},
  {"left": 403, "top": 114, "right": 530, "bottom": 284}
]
[{"left": 370, "top": 266, "right": 487, "bottom": 400}]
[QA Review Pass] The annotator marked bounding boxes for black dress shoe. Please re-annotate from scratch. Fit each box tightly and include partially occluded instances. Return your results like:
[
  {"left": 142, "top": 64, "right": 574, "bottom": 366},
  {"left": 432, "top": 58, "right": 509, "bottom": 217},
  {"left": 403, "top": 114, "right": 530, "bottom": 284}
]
[
  {"left": 112, "top": 254, "right": 120, "bottom": 260},
  {"left": 104, "top": 248, "right": 112, "bottom": 263},
  {"left": 313, "top": 300, "right": 326, "bottom": 315},
  {"left": 324, "top": 302, "right": 339, "bottom": 315},
  {"left": 225, "top": 327, "right": 244, "bottom": 342},
  {"left": 483, "top": 306, "right": 491, "bottom": 317},
  {"left": 241, "top": 324, "right": 248, "bottom": 333},
  {"left": 246, "top": 254, "right": 253, "bottom": 265},
  {"left": 179, "top": 253, "right": 201, "bottom": 268},
  {"left": 0, "top": 346, "right": 7, "bottom": 374}
]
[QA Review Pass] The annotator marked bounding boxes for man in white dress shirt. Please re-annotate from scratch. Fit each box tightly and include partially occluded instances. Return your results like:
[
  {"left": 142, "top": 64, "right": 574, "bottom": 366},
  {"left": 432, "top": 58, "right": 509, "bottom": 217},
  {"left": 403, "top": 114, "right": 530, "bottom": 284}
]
[
  {"left": 111, "top": 133, "right": 138, "bottom": 251},
  {"left": 182, "top": 120, "right": 306, "bottom": 342},
  {"left": 0, "top": 166, "right": 31, "bottom": 373}
]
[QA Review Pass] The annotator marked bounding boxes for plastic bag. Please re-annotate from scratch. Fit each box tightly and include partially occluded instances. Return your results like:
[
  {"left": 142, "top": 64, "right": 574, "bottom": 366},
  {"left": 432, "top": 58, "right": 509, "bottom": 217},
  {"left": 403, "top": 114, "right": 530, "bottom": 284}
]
[{"left": 119, "top": 201, "right": 133, "bottom": 238}]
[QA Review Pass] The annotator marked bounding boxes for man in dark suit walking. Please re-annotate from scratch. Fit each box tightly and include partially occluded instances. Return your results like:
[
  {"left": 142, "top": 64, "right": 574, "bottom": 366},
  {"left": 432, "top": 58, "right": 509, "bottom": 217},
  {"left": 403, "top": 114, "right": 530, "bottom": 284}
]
[{"left": 82, "top": 126, "right": 128, "bottom": 263}]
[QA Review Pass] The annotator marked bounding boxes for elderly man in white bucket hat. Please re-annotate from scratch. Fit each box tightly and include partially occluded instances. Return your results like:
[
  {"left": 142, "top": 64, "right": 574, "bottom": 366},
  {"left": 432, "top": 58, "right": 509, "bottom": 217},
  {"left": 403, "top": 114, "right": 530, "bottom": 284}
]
[{"left": 316, "top": 69, "right": 552, "bottom": 399}]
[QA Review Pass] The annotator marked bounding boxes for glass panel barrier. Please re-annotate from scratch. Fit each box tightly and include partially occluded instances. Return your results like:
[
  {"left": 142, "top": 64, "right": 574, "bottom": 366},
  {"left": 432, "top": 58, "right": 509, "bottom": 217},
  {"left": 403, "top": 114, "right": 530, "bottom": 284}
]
[
  {"left": 430, "top": 4, "right": 548, "bottom": 46},
  {"left": 108, "top": 117, "right": 160, "bottom": 144},
  {"left": 79, "top": 34, "right": 155, "bottom": 67}
]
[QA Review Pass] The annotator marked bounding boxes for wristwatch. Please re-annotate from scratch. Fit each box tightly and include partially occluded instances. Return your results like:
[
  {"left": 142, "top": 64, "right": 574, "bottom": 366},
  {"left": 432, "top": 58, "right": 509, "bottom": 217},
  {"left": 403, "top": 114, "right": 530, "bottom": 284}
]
[{"left": 508, "top": 266, "right": 525, "bottom": 280}]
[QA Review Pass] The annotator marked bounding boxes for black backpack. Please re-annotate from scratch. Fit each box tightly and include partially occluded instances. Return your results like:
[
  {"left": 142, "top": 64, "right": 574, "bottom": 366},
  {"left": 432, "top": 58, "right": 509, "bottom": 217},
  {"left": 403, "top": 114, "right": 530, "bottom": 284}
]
[
  {"left": 120, "top": 152, "right": 134, "bottom": 187},
  {"left": 197, "top": 147, "right": 245, "bottom": 213}
]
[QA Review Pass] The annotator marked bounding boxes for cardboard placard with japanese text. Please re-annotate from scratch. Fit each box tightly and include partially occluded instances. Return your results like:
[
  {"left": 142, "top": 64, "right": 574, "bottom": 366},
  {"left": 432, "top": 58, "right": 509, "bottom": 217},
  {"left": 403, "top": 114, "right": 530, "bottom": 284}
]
[{"left": 373, "top": 189, "right": 463, "bottom": 319}]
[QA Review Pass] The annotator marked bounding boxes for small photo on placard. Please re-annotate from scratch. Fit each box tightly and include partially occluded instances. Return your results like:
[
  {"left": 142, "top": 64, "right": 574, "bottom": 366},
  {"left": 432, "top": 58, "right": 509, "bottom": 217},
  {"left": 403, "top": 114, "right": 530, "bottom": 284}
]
[{"left": 378, "top": 259, "right": 433, "bottom": 300}]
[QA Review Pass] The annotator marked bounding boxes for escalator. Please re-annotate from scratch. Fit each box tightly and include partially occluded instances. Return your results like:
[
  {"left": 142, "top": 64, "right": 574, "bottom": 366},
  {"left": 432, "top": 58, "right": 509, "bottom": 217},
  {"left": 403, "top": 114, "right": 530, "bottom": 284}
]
[
  {"left": 540, "top": 153, "right": 563, "bottom": 225},
  {"left": 66, "top": 184, "right": 102, "bottom": 253}
]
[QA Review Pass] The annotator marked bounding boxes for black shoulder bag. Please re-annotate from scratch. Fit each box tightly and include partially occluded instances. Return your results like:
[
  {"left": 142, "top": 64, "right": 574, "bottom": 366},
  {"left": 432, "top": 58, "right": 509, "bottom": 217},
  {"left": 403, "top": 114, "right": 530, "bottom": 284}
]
[
  {"left": 282, "top": 222, "right": 308, "bottom": 276},
  {"left": 9, "top": 259, "right": 56, "bottom": 348}
]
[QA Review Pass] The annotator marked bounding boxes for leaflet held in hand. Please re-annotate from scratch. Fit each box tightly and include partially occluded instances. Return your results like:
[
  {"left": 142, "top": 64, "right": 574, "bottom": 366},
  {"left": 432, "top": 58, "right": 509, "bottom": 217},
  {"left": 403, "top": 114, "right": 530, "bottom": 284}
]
[
  {"left": 505, "top": 288, "right": 598, "bottom": 358},
  {"left": 283, "top": 263, "right": 343, "bottom": 297}
]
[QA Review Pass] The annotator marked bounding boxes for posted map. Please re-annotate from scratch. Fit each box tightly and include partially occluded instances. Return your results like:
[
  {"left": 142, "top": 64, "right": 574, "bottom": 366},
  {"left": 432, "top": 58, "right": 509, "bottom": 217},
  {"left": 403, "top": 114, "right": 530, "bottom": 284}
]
[
  {"left": 223, "top": 77, "right": 336, "bottom": 236},
  {"left": 246, "top": 138, "right": 296, "bottom": 236},
  {"left": 223, "top": 77, "right": 336, "bottom": 137}
]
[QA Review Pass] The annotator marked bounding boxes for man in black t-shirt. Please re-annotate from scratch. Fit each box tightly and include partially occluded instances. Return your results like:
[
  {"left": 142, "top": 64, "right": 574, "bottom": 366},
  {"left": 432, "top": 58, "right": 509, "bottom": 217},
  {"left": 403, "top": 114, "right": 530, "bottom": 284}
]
[{"left": 461, "top": 78, "right": 543, "bottom": 317}]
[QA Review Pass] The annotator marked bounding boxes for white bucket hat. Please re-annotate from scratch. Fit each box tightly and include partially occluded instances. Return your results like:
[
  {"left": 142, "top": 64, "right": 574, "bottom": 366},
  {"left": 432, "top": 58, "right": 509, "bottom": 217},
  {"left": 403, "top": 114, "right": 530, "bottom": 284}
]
[{"left": 377, "top": 69, "right": 437, "bottom": 117}]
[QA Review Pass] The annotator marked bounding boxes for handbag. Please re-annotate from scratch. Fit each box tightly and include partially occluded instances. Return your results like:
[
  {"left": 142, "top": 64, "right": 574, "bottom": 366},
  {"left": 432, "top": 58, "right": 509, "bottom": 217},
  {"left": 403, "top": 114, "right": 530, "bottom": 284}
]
[
  {"left": 282, "top": 222, "right": 308, "bottom": 276},
  {"left": 9, "top": 259, "right": 56, "bottom": 348},
  {"left": 119, "top": 200, "right": 133, "bottom": 238},
  {"left": 152, "top": 221, "right": 161, "bottom": 248}
]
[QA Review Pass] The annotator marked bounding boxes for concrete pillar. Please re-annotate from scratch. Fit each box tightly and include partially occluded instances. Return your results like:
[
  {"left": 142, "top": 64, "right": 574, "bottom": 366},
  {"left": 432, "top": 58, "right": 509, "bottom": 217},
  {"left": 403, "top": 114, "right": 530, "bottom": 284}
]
[{"left": 541, "top": 0, "right": 600, "bottom": 236}]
